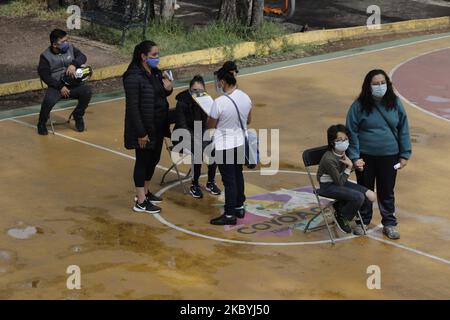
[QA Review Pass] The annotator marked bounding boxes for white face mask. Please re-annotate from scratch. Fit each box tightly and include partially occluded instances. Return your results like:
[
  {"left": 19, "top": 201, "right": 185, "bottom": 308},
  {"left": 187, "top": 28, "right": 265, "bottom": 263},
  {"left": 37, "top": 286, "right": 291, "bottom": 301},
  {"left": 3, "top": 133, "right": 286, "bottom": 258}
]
[
  {"left": 215, "top": 79, "right": 224, "bottom": 94},
  {"left": 371, "top": 84, "right": 387, "bottom": 98},
  {"left": 335, "top": 140, "right": 349, "bottom": 152}
]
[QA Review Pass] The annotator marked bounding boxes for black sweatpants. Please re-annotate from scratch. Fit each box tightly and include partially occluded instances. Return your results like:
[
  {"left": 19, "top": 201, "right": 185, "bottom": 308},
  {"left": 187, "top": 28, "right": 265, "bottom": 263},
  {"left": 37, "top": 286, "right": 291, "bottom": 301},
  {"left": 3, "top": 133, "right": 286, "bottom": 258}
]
[
  {"left": 217, "top": 147, "right": 246, "bottom": 216},
  {"left": 356, "top": 153, "right": 399, "bottom": 226},
  {"left": 133, "top": 138, "right": 164, "bottom": 188},
  {"left": 38, "top": 85, "right": 92, "bottom": 123}
]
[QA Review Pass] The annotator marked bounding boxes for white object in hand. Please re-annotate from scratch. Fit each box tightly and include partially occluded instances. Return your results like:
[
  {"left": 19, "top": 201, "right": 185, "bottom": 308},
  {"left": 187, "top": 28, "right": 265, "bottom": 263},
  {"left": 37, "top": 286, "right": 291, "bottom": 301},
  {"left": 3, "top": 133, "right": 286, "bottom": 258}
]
[
  {"left": 394, "top": 163, "right": 401, "bottom": 170},
  {"left": 75, "top": 68, "right": 84, "bottom": 79}
]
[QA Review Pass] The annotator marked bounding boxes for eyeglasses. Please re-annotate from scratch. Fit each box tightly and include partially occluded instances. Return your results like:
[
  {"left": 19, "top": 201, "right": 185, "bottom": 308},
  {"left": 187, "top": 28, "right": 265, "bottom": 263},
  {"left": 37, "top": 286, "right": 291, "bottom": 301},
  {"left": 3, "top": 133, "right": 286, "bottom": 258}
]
[{"left": 334, "top": 138, "right": 349, "bottom": 143}]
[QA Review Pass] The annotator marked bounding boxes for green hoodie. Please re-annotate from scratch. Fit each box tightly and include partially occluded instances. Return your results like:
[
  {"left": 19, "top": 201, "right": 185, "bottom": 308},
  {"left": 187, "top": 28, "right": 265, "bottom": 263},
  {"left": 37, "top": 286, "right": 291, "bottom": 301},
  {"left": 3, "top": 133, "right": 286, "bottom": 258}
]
[{"left": 346, "top": 98, "right": 412, "bottom": 161}]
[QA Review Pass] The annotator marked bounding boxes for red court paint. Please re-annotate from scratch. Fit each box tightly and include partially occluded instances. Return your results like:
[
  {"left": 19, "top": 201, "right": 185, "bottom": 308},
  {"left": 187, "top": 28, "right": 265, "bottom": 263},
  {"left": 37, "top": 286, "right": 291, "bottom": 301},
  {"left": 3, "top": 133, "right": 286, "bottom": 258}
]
[{"left": 392, "top": 48, "right": 450, "bottom": 120}]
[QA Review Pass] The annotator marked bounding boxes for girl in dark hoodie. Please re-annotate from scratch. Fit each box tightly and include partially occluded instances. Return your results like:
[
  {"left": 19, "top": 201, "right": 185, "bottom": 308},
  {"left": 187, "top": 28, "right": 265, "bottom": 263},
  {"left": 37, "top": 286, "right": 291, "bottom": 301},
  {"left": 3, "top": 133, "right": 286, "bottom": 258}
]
[
  {"left": 123, "top": 40, "right": 173, "bottom": 214},
  {"left": 174, "top": 75, "right": 221, "bottom": 199}
]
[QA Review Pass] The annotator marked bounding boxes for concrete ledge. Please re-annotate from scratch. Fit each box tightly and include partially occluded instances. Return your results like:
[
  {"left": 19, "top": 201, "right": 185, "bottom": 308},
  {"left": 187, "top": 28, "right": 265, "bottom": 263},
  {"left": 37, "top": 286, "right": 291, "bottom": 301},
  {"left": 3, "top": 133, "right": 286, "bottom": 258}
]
[{"left": 1, "top": 16, "right": 449, "bottom": 97}]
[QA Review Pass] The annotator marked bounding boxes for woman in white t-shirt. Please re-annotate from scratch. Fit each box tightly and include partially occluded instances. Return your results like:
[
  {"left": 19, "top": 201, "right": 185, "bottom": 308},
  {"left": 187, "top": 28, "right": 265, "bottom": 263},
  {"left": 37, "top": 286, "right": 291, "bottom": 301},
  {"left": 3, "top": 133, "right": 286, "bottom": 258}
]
[{"left": 207, "top": 66, "right": 253, "bottom": 226}]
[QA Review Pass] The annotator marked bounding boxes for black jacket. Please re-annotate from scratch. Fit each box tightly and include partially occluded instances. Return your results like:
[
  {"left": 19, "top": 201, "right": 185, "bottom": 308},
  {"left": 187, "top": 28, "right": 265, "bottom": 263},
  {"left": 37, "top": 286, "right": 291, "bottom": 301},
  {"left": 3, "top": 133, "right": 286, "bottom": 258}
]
[
  {"left": 123, "top": 63, "right": 173, "bottom": 150},
  {"left": 173, "top": 89, "right": 208, "bottom": 146},
  {"left": 37, "top": 46, "right": 87, "bottom": 90}
]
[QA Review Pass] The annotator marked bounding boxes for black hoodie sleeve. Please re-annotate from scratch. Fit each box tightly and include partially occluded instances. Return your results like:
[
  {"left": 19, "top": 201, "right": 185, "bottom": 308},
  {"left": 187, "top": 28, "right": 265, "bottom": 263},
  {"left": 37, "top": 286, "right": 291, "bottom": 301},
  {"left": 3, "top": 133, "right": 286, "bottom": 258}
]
[
  {"left": 71, "top": 46, "right": 87, "bottom": 68},
  {"left": 175, "top": 100, "right": 190, "bottom": 132},
  {"left": 124, "top": 74, "right": 147, "bottom": 138},
  {"left": 37, "top": 54, "right": 64, "bottom": 90}
]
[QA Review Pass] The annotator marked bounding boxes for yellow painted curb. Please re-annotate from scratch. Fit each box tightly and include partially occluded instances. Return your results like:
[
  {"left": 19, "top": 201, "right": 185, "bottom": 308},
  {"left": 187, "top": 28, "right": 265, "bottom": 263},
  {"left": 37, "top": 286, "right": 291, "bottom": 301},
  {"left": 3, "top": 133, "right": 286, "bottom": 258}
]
[{"left": 1, "top": 16, "right": 449, "bottom": 96}]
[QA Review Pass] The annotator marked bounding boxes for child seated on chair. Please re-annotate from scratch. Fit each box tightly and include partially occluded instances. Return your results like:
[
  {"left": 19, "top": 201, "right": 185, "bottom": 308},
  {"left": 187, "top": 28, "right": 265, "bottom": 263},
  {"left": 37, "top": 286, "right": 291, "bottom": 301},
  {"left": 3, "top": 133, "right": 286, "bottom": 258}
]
[{"left": 317, "top": 124, "right": 376, "bottom": 235}]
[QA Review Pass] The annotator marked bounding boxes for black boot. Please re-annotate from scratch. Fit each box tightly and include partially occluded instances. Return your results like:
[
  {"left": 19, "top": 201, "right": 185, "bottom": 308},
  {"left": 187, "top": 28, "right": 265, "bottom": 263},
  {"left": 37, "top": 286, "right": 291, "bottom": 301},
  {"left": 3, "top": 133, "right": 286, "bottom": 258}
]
[
  {"left": 73, "top": 115, "right": 85, "bottom": 132},
  {"left": 37, "top": 121, "right": 48, "bottom": 135}
]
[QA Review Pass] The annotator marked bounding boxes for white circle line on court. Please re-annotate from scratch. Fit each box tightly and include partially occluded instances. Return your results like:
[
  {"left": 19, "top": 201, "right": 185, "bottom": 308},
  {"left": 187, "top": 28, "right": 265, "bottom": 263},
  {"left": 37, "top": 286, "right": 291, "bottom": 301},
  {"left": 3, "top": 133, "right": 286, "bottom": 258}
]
[
  {"left": 153, "top": 170, "right": 382, "bottom": 246},
  {"left": 9, "top": 118, "right": 450, "bottom": 264},
  {"left": 390, "top": 46, "right": 450, "bottom": 123}
]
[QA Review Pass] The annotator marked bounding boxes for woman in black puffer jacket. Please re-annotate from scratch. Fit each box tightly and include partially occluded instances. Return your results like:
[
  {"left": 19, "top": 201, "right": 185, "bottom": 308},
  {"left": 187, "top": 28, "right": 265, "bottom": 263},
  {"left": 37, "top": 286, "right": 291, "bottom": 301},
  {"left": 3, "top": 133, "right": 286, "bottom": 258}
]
[{"left": 123, "top": 40, "right": 173, "bottom": 214}]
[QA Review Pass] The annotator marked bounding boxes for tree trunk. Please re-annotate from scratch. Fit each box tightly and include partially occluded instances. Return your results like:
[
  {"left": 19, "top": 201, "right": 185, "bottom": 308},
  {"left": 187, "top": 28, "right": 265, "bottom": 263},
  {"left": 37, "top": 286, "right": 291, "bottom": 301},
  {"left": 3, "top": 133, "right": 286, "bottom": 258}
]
[
  {"left": 46, "top": 0, "right": 60, "bottom": 10},
  {"left": 237, "top": 0, "right": 252, "bottom": 25},
  {"left": 160, "top": 0, "right": 175, "bottom": 21},
  {"left": 149, "top": 0, "right": 156, "bottom": 19},
  {"left": 218, "top": 0, "right": 238, "bottom": 25},
  {"left": 250, "top": 0, "right": 264, "bottom": 28}
]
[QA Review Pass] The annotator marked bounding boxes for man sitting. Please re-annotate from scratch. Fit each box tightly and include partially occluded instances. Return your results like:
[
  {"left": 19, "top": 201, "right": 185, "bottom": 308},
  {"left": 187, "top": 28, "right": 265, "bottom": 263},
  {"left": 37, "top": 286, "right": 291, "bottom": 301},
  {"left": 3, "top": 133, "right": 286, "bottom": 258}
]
[{"left": 37, "top": 29, "right": 92, "bottom": 135}]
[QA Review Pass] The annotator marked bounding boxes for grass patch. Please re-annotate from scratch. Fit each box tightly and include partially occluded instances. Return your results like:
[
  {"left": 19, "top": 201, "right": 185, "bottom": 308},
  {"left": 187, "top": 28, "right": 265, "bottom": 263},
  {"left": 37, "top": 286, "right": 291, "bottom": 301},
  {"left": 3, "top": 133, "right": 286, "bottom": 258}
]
[
  {"left": 74, "top": 19, "right": 289, "bottom": 57},
  {"left": 0, "top": 0, "right": 67, "bottom": 20}
]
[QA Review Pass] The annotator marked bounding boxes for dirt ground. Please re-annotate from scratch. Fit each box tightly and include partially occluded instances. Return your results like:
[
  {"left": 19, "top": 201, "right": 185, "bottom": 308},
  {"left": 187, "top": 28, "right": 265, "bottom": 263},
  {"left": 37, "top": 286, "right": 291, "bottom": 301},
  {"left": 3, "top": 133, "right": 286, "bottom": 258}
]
[{"left": 1, "top": 26, "right": 450, "bottom": 111}]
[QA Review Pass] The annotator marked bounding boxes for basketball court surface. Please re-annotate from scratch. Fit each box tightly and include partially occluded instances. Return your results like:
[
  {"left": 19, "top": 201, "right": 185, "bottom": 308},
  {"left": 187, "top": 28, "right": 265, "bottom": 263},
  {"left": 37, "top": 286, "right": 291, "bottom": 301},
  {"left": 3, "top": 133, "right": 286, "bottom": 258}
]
[{"left": 1, "top": 32, "right": 449, "bottom": 299}]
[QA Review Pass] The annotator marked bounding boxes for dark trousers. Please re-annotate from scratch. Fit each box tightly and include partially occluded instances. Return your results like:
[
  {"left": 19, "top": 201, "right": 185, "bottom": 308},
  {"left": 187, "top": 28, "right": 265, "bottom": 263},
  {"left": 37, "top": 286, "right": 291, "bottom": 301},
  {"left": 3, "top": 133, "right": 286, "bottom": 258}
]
[
  {"left": 319, "top": 181, "right": 369, "bottom": 221},
  {"left": 356, "top": 153, "right": 399, "bottom": 226},
  {"left": 38, "top": 85, "right": 92, "bottom": 123},
  {"left": 192, "top": 163, "right": 217, "bottom": 185},
  {"left": 217, "top": 147, "right": 246, "bottom": 216},
  {"left": 191, "top": 147, "right": 217, "bottom": 185},
  {"left": 133, "top": 138, "right": 164, "bottom": 188}
]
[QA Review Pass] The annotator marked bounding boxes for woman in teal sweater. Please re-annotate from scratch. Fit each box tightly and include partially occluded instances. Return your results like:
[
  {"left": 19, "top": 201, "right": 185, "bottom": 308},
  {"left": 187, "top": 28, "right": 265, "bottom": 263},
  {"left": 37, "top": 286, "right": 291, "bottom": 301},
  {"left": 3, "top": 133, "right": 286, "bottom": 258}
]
[{"left": 346, "top": 69, "right": 412, "bottom": 240}]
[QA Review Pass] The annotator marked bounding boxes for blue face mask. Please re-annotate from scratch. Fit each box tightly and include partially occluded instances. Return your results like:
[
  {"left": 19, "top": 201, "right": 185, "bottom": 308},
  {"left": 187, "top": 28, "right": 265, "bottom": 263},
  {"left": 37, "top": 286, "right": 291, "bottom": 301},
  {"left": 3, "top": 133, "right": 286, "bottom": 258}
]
[
  {"left": 334, "top": 140, "right": 349, "bottom": 152},
  {"left": 146, "top": 57, "right": 160, "bottom": 69},
  {"left": 371, "top": 84, "right": 387, "bottom": 98},
  {"left": 59, "top": 42, "right": 70, "bottom": 53}
]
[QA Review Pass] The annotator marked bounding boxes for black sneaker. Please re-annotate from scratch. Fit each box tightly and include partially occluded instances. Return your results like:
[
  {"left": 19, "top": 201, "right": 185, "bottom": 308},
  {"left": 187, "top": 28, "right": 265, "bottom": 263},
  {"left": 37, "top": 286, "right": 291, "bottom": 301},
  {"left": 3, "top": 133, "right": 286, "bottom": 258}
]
[
  {"left": 190, "top": 184, "right": 203, "bottom": 198},
  {"left": 146, "top": 192, "right": 162, "bottom": 204},
  {"left": 74, "top": 116, "right": 85, "bottom": 132},
  {"left": 133, "top": 192, "right": 162, "bottom": 204},
  {"left": 37, "top": 122, "right": 48, "bottom": 135},
  {"left": 334, "top": 212, "right": 352, "bottom": 234},
  {"left": 205, "top": 181, "right": 221, "bottom": 195},
  {"left": 133, "top": 199, "right": 161, "bottom": 214},
  {"left": 210, "top": 214, "right": 236, "bottom": 225},
  {"left": 235, "top": 205, "right": 245, "bottom": 219}
]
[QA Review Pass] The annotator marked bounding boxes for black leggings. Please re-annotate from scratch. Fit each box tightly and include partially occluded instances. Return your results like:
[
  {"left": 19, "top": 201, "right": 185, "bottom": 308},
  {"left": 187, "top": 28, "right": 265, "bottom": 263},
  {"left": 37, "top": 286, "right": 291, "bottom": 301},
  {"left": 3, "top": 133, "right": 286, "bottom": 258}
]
[{"left": 133, "top": 138, "right": 163, "bottom": 188}]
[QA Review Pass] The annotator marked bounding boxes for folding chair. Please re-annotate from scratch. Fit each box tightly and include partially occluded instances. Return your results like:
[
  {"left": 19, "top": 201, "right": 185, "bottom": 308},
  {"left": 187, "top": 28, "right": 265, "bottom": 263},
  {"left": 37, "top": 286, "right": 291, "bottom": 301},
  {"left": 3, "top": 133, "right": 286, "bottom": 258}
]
[
  {"left": 302, "top": 146, "right": 367, "bottom": 245},
  {"left": 39, "top": 79, "right": 77, "bottom": 135},
  {"left": 160, "top": 109, "right": 192, "bottom": 193}
]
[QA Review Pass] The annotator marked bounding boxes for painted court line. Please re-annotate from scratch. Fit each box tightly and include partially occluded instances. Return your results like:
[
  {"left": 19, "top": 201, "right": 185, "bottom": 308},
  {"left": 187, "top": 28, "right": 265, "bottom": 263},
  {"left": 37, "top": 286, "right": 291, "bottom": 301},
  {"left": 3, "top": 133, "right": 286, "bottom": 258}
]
[
  {"left": 368, "top": 234, "right": 450, "bottom": 266},
  {"left": 9, "top": 118, "right": 187, "bottom": 177},
  {"left": 2, "top": 32, "right": 450, "bottom": 123},
  {"left": 390, "top": 47, "right": 450, "bottom": 123},
  {"left": 9, "top": 118, "right": 450, "bottom": 265}
]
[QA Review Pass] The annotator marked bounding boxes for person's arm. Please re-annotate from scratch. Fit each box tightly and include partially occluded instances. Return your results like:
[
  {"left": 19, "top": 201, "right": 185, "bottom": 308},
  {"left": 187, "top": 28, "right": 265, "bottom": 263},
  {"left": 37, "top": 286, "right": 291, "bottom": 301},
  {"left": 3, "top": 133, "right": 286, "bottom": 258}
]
[
  {"left": 323, "top": 157, "right": 351, "bottom": 186},
  {"left": 124, "top": 75, "right": 147, "bottom": 139},
  {"left": 346, "top": 100, "right": 361, "bottom": 162},
  {"left": 397, "top": 99, "right": 412, "bottom": 160},
  {"left": 207, "top": 100, "right": 220, "bottom": 129},
  {"left": 71, "top": 46, "right": 87, "bottom": 68},
  {"left": 37, "top": 54, "right": 64, "bottom": 90},
  {"left": 175, "top": 101, "right": 190, "bottom": 131},
  {"left": 247, "top": 109, "right": 252, "bottom": 125}
]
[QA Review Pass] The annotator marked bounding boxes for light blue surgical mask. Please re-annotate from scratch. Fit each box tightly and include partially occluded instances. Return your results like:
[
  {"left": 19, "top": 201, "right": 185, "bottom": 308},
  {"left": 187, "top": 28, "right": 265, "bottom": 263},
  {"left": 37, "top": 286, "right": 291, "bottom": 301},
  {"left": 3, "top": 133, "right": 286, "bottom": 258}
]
[
  {"left": 335, "top": 140, "right": 349, "bottom": 152},
  {"left": 146, "top": 57, "right": 160, "bottom": 69},
  {"left": 371, "top": 84, "right": 387, "bottom": 98}
]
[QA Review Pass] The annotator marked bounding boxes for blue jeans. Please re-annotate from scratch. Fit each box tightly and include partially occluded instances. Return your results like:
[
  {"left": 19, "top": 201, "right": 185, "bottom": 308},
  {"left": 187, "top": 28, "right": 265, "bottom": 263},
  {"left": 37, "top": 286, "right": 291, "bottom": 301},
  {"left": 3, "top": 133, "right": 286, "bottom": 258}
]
[{"left": 319, "top": 181, "right": 369, "bottom": 221}]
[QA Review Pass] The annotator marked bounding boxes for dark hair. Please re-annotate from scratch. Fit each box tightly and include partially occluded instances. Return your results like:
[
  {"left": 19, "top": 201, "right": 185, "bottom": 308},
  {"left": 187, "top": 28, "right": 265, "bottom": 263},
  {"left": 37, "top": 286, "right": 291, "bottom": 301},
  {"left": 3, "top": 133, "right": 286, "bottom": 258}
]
[
  {"left": 357, "top": 69, "right": 397, "bottom": 113},
  {"left": 50, "top": 29, "right": 67, "bottom": 45},
  {"left": 189, "top": 75, "right": 205, "bottom": 88},
  {"left": 327, "top": 124, "right": 350, "bottom": 150},
  {"left": 222, "top": 60, "right": 238, "bottom": 74},
  {"left": 128, "top": 40, "right": 157, "bottom": 70},
  {"left": 216, "top": 66, "right": 237, "bottom": 86}
]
